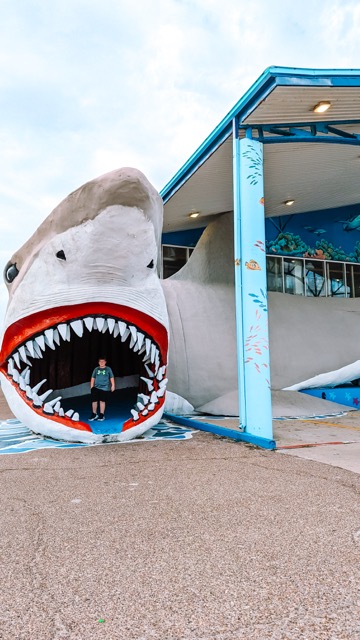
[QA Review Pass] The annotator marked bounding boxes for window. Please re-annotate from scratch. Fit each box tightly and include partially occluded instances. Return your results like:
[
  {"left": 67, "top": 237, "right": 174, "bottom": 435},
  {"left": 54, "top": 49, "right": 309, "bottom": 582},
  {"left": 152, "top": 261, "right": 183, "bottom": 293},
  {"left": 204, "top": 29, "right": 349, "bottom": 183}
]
[
  {"left": 163, "top": 249, "right": 360, "bottom": 298},
  {"left": 266, "top": 256, "right": 360, "bottom": 298},
  {"left": 326, "top": 262, "right": 347, "bottom": 297},
  {"left": 266, "top": 257, "right": 283, "bottom": 292},
  {"left": 162, "top": 245, "right": 192, "bottom": 279},
  {"left": 284, "top": 259, "right": 305, "bottom": 295},
  {"left": 305, "top": 260, "right": 326, "bottom": 297},
  {"left": 353, "top": 265, "right": 360, "bottom": 298}
]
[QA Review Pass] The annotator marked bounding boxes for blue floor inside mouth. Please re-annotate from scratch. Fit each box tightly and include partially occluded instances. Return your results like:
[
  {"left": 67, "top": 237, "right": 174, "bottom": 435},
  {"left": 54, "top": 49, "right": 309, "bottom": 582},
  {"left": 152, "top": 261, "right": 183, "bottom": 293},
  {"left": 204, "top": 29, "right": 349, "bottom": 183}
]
[{"left": 61, "top": 388, "right": 138, "bottom": 434}]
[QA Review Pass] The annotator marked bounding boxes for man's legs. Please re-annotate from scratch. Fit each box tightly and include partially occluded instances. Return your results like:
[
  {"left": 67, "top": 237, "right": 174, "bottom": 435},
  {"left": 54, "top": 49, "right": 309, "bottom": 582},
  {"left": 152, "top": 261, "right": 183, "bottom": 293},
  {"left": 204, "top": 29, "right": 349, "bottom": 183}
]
[
  {"left": 90, "top": 388, "right": 99, "bottom": 420},
  {"left": 98, "top": 392, "right": 109, "bottom": 421}
]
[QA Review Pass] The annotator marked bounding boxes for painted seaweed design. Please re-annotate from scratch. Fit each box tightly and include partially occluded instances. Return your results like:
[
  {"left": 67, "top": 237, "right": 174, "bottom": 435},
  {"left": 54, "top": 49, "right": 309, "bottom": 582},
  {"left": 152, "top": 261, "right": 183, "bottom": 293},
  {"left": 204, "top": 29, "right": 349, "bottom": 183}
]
[
  {"left": 248, "top": 288, "right": 267, "bottom": 312},
  {"left": 242, "top": 146, "right": 262, "bottom": 186},
  {"left": 244, "top": 308, "right": 270, "bottom": 387}
]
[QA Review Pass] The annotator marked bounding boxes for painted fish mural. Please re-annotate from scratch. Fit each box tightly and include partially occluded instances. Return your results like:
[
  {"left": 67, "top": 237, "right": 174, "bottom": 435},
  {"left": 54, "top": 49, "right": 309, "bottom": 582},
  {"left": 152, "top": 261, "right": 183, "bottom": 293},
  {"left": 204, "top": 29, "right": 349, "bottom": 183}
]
[
  {"left": 245, "top": 259, "right": 261, "bottom": 271},
  {"left": 303, "top": 226, "right": 327, "bottom": 236},
  {"left": 266, "top": 211, "right": 360, "bottom": 262}
]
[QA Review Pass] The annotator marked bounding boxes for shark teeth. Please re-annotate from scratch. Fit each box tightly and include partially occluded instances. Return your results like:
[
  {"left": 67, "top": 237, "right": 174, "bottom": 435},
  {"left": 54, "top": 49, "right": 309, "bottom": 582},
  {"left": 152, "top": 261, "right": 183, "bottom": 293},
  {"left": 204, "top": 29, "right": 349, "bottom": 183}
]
[
  {"left": 140, "top": 376, "right": 154, "bottom": 392},
  {"left": 129, "top": 384, "right": 163, "bottom": 421},
  {"left": 70, "top": 320, "right": 84, "bottom": 338},
  {"left": 6, "top": 314, "right": 167, "bottom": 425}
]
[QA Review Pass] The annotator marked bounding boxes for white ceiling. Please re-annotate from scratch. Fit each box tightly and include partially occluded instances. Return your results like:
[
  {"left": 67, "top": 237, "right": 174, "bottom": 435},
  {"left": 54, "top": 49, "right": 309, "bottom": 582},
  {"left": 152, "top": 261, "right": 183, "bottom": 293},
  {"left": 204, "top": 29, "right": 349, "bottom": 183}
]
[
  {"left": 243, "top": 85, "right": 360, "bottom": 125},
  {"left": 163, "top": 137, "right": 233, "bottom": 232},
  {"left": 163, "top": 85, "right": 360, "bottom": 232}
]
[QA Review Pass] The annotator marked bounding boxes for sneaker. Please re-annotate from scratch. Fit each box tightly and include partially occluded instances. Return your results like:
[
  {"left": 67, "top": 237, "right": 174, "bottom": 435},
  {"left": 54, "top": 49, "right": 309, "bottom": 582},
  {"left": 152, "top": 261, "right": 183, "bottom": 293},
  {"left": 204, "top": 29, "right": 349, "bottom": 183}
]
[
  {"left": 89, "top": 413, "right": 98, "bottom": 421},
  {"left": 98, "top": 413, "right": 105, "bottom": 421}
]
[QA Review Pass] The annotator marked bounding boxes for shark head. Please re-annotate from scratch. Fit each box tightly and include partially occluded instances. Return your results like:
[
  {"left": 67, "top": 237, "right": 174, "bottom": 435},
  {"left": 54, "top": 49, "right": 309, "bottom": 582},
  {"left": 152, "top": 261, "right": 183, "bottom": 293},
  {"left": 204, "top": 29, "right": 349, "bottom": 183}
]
[{"left": 0, "top": 168, "right": 169, "bottom": 443}]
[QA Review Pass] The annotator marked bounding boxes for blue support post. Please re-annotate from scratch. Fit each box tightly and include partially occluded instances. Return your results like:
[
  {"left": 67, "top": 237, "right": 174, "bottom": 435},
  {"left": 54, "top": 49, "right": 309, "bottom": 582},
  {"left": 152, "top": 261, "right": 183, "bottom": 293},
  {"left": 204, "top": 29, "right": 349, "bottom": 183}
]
[
  {"left": 163, "top": 414, "right": 276, "bottom": 450},
  {"left": 233, "top": 124, "right": 273, "bottom": 441},
  {"left": 232, "top": 118, "right": 246, "bottom": 430}
]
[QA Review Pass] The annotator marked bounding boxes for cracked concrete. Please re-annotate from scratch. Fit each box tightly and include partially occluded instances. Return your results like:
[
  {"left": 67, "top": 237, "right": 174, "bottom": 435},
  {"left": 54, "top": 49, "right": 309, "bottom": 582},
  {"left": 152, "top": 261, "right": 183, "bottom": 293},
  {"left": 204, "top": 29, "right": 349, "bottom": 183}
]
[{"left": 0, "top": 389, "right": 360, "bottom": 639}]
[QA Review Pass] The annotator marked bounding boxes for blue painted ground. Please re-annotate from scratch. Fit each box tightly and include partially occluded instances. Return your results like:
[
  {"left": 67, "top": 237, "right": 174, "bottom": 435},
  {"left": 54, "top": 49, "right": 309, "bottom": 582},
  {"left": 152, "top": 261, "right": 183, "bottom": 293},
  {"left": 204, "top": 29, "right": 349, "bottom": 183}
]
[
  {"left": 0, "top": 418, "right": 194, "bottom": 455},
  {"left": 62, "top": 389, "right": 138, "bottom": 434},
  {"left": 301, "top": 386, "right": 360, "bottom": 409}
]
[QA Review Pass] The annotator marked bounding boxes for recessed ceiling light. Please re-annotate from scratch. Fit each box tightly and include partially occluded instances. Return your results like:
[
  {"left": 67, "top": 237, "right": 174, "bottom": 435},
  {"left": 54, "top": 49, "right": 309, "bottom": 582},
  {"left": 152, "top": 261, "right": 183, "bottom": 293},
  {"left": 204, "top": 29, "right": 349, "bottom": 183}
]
[
  {"left": 313, "top": 101, "right": 331, "bottom": 114},
  {"left": 284, "top": 200, "right": 295, "bottom": 206},
  {"left": 189, "top": 210, "right": 200, "bottom": 218}
]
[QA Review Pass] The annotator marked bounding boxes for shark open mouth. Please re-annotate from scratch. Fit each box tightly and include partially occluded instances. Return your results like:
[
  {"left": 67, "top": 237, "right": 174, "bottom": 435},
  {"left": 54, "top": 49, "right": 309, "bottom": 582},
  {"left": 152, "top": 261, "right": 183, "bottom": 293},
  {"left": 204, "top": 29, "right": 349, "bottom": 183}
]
[{"left": 0, "top": 302, "right": 168, "bottom": 442}]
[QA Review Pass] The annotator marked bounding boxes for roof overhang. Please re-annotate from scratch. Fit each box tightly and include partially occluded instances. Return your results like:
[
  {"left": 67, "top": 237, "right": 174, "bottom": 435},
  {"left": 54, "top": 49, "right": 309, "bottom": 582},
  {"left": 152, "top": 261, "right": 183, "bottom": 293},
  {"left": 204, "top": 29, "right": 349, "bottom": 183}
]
[{"left": 161, "top": 67, "right": 360, "bottom": 232}]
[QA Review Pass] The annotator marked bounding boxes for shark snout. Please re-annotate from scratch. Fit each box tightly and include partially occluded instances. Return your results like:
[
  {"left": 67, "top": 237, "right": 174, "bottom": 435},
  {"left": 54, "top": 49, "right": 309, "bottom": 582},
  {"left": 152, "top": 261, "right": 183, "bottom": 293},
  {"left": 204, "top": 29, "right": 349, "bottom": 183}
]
[
  {"left": 3, "top": 204, "right": 168, "bottom": 336},
  {"left": 1, "top": 167, "right": 170, "bottom": 444}
]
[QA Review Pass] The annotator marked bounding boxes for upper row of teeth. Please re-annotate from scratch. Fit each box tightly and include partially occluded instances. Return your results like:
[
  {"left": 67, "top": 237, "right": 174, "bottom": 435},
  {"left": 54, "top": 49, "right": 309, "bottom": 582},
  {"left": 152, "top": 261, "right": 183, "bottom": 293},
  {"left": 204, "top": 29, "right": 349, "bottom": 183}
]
[{"left": 9, "top": 316, "right": 161, "bottom": 372}]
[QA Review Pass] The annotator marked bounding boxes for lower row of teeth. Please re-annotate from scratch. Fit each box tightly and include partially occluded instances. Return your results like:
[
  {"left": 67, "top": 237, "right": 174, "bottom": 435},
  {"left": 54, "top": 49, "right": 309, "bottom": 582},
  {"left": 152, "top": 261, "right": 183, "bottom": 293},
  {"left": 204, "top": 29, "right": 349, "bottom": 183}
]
[{"left": 7, "top": 360, "right": 167, "bottom": 423}]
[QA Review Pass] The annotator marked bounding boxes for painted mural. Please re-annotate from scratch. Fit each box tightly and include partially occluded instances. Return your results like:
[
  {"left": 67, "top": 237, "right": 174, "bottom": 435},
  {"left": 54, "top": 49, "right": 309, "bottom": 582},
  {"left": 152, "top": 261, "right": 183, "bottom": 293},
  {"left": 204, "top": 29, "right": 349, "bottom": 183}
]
[
  {"left": 0, "top": 417, "right": 194, "bottom": 455},
  {"left": 265, "top": 204, "right": 360, "bottom": 262}
]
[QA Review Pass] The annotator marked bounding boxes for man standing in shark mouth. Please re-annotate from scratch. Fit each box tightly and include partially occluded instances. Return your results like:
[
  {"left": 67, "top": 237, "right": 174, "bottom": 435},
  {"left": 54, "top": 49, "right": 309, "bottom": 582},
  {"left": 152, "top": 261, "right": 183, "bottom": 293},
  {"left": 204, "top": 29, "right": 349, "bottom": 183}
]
[{"left": 0, "top": 168, "right": 169, "bottom": 443}]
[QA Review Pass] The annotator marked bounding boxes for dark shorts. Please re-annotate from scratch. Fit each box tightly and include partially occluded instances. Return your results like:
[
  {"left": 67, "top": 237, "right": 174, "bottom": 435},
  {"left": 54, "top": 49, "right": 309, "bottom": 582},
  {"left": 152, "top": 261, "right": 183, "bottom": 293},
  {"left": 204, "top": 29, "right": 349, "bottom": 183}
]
[{"left": 91, "top": 387, "right": 110, "bottom": 402}]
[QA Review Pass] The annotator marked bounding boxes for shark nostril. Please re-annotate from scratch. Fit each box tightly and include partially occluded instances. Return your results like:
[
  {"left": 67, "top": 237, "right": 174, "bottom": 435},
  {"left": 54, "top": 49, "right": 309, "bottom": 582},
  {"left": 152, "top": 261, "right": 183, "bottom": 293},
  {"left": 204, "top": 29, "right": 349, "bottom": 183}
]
[
  {"left": 147, "top": 259, "right": 154, "bottom": 269},
  {"left": 56, "top": 250, "right": 66, "bottom": 261}
]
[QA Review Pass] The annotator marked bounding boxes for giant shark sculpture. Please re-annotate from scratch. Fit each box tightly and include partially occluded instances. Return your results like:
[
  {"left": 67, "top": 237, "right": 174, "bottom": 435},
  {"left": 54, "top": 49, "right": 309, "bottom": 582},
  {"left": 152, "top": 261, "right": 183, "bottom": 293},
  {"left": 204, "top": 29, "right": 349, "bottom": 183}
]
[
  {"left": 1, "top": 168, "right": 360, "bottom": 442},
  {"left": 0, "top": 169, "right": 169, "bottom": 443}
]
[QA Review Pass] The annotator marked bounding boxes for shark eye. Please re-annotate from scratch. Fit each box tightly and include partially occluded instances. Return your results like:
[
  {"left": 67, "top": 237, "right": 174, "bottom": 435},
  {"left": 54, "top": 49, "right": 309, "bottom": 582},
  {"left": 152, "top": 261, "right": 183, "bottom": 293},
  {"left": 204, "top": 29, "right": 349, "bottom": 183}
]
[
  {"left": 4, "top": 262, "right": 19, "bottom": 284},
  {"left": 56, "top": 250, "right": 66, "bottom": 261},
  {"left": 147, "top": 259, "right": 154, "bottom": 269}
]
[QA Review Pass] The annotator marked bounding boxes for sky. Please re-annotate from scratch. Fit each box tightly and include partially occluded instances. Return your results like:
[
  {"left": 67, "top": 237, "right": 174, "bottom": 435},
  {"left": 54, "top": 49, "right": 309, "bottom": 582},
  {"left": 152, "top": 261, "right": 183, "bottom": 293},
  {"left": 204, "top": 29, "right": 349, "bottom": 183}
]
[{"left": 1, "top": 0, "right": 360, "bottom": 322}]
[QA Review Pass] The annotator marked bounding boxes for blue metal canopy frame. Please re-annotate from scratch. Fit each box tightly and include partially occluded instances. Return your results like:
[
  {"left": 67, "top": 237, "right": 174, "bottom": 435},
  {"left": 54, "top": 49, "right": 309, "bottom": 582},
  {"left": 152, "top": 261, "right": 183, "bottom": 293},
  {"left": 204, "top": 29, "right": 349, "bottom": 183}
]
[
  {"left": 245, "top": 122, "right": 360, "bottom": 146},
  {"left": 160, "top": 67, "right": 360, "bottom": 449}
]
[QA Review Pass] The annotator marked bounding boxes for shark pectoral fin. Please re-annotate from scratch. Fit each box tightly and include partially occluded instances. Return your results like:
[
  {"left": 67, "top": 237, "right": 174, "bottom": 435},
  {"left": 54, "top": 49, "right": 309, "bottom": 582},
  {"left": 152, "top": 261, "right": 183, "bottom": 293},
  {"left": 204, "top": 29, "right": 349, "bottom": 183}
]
[{"left": 164, "top": 391, "right": 194, "bottom": 415}]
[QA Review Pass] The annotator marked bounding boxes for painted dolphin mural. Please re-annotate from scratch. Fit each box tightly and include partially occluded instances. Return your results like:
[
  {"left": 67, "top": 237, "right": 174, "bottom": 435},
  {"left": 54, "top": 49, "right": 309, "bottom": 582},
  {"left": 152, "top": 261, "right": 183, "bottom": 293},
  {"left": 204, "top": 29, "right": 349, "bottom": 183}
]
[
  {"left": 340, "top": 213, "right": 360, "bottom": 232},
  {"left": 2, "top": 168, "right": 360, "bottom": 442},
  {"left": 0, "top": 169, "right": 169, "bottom": 443}
]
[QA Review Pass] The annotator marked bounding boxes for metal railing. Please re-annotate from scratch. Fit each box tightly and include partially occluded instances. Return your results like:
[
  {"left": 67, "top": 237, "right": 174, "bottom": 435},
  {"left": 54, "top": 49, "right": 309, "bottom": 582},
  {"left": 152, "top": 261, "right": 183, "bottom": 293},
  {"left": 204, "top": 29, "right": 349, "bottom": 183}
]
[
  {"left": 266, "top": 255, "right": 360, "bottom": 298},
  {"left": 161, "top": 244, "right": 360, "bottom": 298}
]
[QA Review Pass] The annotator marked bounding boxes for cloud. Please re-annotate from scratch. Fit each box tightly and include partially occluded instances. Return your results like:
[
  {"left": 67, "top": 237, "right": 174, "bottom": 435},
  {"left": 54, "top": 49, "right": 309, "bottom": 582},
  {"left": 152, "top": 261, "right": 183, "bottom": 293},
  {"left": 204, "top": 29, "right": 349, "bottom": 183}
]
[{"left": 1, "top": 0, "right": 360, "bottom": 325}]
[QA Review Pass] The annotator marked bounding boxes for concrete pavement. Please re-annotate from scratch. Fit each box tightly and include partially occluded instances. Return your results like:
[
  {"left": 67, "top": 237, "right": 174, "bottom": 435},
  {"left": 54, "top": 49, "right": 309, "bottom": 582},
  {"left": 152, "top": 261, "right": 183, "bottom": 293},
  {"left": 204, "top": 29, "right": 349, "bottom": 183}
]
[{"left": 0, "top": 391, "right": 360, "bottom": 639}]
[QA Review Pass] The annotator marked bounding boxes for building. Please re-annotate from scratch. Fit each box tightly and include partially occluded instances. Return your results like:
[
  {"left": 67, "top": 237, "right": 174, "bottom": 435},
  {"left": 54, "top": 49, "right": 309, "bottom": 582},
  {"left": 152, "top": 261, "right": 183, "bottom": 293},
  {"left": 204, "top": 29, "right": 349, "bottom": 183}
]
[{"left": 159, "top": 66, "right": 360, "bottom": 448}]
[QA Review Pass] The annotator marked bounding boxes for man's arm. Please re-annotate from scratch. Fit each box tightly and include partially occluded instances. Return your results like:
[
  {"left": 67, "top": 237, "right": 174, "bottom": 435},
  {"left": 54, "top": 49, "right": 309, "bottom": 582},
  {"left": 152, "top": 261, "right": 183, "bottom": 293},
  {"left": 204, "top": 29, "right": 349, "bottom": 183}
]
[
  {"left": 110, "top": 377, "right": 115, "bottom": 392},
  {"left": 90, "top": 376, "right": 95, "bottom": 389}
]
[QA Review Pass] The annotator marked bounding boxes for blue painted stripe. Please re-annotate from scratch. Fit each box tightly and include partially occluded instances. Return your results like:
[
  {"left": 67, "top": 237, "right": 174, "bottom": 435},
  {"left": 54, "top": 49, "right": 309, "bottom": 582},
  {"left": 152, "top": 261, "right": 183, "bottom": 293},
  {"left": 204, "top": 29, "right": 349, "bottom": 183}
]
[
  {"left": 277, "top": 74, "right": 360, "bottom": 87},
  {"left": 163, "top": 413, "right": 276, "bottom": 450},
  {"left": 162, "top": 227, "right": 205, "bottom": 247},
  {"left": 232, "top": 122, "right": 246, "bottom": 430},
  {"left": 268, "top": 65, "right": 360, "bottom": 79}
]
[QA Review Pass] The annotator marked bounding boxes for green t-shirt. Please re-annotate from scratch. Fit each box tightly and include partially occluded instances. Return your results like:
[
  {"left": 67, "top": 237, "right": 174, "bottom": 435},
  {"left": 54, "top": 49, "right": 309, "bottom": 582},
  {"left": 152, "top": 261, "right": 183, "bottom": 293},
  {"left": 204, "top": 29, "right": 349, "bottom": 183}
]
[{"left": 91, "top": 366, "right": 114, "bottom": 391}]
